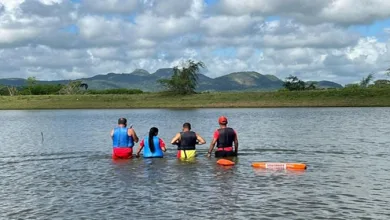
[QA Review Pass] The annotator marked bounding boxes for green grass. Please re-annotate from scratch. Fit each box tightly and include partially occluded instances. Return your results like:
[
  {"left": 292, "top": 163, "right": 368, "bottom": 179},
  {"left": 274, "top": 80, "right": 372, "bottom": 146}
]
[{"left": 1, "top": 88, "right": 390, "bottom": 109}]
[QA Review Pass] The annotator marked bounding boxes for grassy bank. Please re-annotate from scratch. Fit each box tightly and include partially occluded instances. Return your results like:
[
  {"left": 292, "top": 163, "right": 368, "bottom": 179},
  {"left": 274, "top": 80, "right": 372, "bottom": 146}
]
[{"left": 1, "top": 88, "right": 390, "bottom": 109}]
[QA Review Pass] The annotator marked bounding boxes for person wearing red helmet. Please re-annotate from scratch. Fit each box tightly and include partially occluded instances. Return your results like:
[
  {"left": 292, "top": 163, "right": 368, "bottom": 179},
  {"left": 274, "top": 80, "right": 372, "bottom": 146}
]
[{"left": 207, "top": 116, "right": 238, "bottom": 158}]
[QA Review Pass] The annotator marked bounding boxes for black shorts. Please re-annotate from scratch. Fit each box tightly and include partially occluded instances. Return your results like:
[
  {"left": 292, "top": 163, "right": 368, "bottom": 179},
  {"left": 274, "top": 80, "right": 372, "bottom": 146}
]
[{"left": 215, "top": 151, "right": 237, "bottom": 158}]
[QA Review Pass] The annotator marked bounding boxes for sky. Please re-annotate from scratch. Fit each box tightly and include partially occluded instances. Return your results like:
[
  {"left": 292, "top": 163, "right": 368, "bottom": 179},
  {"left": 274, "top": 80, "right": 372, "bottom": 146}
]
[{"left": 0, "top": 0, "right": 390, "bottom": 85}]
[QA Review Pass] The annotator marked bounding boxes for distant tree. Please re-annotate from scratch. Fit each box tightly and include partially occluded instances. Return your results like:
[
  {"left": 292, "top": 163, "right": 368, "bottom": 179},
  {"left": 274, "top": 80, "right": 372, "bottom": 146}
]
[
  {"left": 158, "top": 59, "right": 205, "bottom": 95},
  {"left": 305, "top": 82, "right": 317, "bottom": 90},
  {"left": 0, "top": 85, "right": 6, "bottom": 96},
  {"left": 7, "top": 86, "right": 18, "bottom": 96},
  {"left": 283, "top": 75, "right": 306, "bottom": 91},
  {"left": 374, "top": 79, "right": 390, "bottom": 85},
  {"left": 360, "top": 73, "right": 374, "bottom": 88},
  {"left": 370, "top": 79, "right": 390, "bottom": 88},
  {"left": 26, "top": 76, "right": 37, "bottom": 95},
  {"left": 80, "top": 83, "right": 88, "bottom": 90},
  {"left": 59, "top": 80, "right": 84, "bottom": 95}
]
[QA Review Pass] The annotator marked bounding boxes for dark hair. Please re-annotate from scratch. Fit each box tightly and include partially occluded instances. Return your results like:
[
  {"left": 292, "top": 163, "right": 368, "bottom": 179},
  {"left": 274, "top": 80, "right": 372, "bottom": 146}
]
[
  {"left": 118, "top": 118, "right": 127, "bottom": 125},
  {"left": 183, "top": 122, "right": 191, "bottom": 130},
  {"left": 148, "top": 127, "right": 158, "bottom": 153}
]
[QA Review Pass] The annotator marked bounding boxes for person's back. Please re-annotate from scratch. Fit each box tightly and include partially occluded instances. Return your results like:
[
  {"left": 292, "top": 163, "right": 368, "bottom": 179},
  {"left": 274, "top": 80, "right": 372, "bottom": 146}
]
[
  {"left": 112, "top": 127, "right": 133, "bottom": 148},
  {"left": 110, "top": 117, "right": 139, "bottom": 159},
  {"left": 136, "top": 127, "right": 166, "bottom": 158},
  {"left": 171, "top": 122, "right": 206, "bottom": 159},
  {"left": 216, "top": 127, "right": 236, "bottom": 150},
  {"left": 178, "top": 131, "right": 197, "bottom": 151},
  {"left": 207, "top": 116, "right": 238, "bottom": 158},
  {"left": 142, "top": 136, "right": 164, "bottom": 158}
]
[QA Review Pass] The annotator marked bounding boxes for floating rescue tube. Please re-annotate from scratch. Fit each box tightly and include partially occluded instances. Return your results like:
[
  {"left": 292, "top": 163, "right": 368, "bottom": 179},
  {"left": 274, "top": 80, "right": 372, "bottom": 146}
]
[
  {"left": 251, "top": 162, "right": 306, "bottom": 170},
  {"left": 217, "top": 159, "right": 235, "bottom": 166}
]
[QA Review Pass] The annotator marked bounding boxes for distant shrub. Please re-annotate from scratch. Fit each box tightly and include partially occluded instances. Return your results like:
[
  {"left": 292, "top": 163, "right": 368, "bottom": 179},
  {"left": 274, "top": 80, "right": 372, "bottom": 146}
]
[
  {"left": 369, "top": 80, "right": 390, "bottom": 88},
  {"left": 0, "top": 86, "right": 19, "bottom": 96},
  {"left": 343, "top": 84, "right": 360, "bottom": 90},
  {"left": 277, "top": 88, "right": 289, "bottom": 92},
  {"left": 0, "top": 86, "right": 9, "bottom": 96},
  {"left": 87, "top": 88, "right": 143, "bottom": 94},
  {"left": 19, "top": 84, "right": 64, "bottom": 95}
]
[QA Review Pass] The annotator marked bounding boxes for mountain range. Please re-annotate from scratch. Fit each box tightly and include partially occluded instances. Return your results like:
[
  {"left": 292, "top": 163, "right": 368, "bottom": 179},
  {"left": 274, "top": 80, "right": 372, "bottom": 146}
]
[{"left": 0, "top": 69, "right": 343, "bottom": 92}]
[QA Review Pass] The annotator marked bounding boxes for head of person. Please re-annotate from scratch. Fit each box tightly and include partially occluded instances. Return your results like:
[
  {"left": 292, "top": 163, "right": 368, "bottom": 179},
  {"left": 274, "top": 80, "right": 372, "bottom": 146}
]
[
  {"left": 182, "top": 122, "right": 191, "bottom": 131},
  {"left": 149, "top": 127, "right": 158, "bottom": 136},
  {"left": 118, "top": 118, "right": 127, "bottom": 127},
  {"left": 218, "top": 116, "right": 228, "bottom": 126},
  {"left": 148, "top": 127, "right": 159, "bottom": 153}
]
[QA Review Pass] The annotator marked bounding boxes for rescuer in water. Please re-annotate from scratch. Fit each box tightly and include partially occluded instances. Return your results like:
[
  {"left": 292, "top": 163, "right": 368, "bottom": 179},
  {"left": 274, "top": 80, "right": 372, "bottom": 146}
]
[
  {"left": 170, "top": 122, "right": 206, "bottom": 159},
  {"left": 110, "top": 118, "right": 139, "bottom": 159},
  {"left": 135, "top": 127, "right": 166, "bottom": 158},
  {"left": 207, "top": 116, "right": 238, "bottom": 158}
]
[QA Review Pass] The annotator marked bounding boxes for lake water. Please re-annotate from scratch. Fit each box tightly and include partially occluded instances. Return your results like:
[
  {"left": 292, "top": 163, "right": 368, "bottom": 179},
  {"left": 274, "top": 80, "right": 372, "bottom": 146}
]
[{"left": 1, "top": 108, "right": 390, "bottom": 219}]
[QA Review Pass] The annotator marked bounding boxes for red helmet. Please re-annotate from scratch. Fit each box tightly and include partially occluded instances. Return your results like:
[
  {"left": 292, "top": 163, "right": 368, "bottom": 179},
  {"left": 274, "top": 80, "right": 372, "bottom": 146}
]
[{"left": 218, "top": 116, "right": 228, "bottom": 124}]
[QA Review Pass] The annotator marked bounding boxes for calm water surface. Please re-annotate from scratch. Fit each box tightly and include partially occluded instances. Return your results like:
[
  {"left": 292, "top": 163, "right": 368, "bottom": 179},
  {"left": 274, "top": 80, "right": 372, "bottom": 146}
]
[{"left": 1, "top": 108, "right": 390, "bottom": 219}]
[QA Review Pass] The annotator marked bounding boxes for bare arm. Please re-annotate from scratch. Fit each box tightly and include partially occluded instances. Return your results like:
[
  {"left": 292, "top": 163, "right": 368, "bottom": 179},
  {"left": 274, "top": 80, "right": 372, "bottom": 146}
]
[
  {"left": 160, "top": 139, "right": 167, "bottom": 152},
  {"left": 135, "top": 139, "right": 144, "bottom": 157},
  {"left": 128, "top": 128, "right": 139, "bottom": 143},
  {"left": 207, "top": 138, "right": 217, "bottom": 157},
  {"left": 234, "top": 135, "right": 238, "bottom": 154},
  {"left": 196, "top": 133, "right": 206, "bottom": 145},
  {"left": 170, "top": 133, "right": 181, "bottom": 145},
  {"left": 135, "top": 145, "right": 144, "bottom": 157}
]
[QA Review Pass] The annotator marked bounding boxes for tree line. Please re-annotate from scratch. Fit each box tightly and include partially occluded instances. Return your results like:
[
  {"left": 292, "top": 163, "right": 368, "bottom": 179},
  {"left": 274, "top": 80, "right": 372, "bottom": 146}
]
[
  {"left": 0, "top": 77, "right": 142, "bottom": 96},
  {"left": 157, "top": 60, "right": 390, "bottom": 93},
  {"left": 1, "top": 61, "right": 390, "bottom": 96},
  {"left": 280, "top": 72, "right": 390, "bottom": 91}
]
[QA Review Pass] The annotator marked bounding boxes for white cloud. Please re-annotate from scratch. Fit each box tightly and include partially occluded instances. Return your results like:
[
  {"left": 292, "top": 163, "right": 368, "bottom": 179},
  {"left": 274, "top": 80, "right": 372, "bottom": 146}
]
[
  {"left": 0, "top": 0, "right": 25, "bottom": 11},
  {"left": 77, "top": 15, "right": 135, "bottom": 46},
  {"left": 0, "top": 0, "right": 389, "bottom": 86},
  {"left": 0, "top": 27, "right": 40, "bottom": 44},
  {"left": 217, "top": 0, "right": 390, "bottom": 26},
  {"left": 201, "top": 15, "right": 263, "bottom": 36},
  {"left": 134, "top": 11, "right": 199, "bottom": 40},
  {"left": 82, "top": 0, "right": 138, "bottom": 14}
]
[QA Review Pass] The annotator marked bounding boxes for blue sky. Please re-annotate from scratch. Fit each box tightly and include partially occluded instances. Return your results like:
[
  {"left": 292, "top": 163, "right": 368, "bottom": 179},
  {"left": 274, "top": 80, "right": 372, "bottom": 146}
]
[
  {"left": 0, "top": 0, "right": 389, "bottom": 84},
  {"left": 350, "top": 19, "right": 390, "bottom": 41}
]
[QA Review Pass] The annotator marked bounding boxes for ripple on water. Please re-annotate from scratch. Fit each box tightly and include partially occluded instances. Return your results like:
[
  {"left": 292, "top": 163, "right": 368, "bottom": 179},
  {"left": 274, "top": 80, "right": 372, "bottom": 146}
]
[{"left": 1, "top": 108, "right": 390, "bottom": 219}]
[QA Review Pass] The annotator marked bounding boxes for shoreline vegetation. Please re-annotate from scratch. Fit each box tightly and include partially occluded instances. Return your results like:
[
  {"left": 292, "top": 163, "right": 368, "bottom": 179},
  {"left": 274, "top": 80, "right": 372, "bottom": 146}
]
[
  {"left": 1, "top": 88, "right": 390, "bottom": 110},
  {"left": 1, "top": 60, "right": 390, "bottom": 109}
]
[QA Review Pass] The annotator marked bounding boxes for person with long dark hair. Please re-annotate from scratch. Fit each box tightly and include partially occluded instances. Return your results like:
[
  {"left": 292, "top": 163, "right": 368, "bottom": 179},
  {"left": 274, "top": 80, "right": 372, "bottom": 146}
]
[{"left": 135, "top": 127, "right": 166, "bottom": 158}]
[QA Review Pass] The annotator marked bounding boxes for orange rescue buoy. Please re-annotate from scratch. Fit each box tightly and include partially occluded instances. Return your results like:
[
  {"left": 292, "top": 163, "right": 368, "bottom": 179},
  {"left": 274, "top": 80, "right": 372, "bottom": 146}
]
[
  {"left": 252, "top": 162, "right": 306, "bottom": 170},
  {"left": 217, "top": 159, "right": 235, "bottom": 166}
]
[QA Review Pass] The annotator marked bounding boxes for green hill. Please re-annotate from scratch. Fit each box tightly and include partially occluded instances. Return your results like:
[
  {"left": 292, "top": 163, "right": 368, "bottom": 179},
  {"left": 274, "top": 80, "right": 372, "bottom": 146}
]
[
  {"left": 214, "top": 71, "right": 283, "bottom": 91},
  {"left": 307, "top": 80, "right": 344, "bottom": 89},
  {"left": 0, "top": 69, "right": 343, "bottom": 92}
]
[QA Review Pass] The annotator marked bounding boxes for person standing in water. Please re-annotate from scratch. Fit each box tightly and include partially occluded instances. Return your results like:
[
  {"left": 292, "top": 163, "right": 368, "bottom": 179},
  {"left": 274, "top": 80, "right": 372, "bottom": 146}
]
[
  {"left": 135, "top": 127, "right": 166, "bottom": 158},
  {"left": 110, "top": 118, "right": 139, "bottom": 159},
  {"left": 170, "top": 122, "right": 206, "bottom": 159},
  {"left": 207, "top": 116, "right": 238, "bottom": 158}
]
